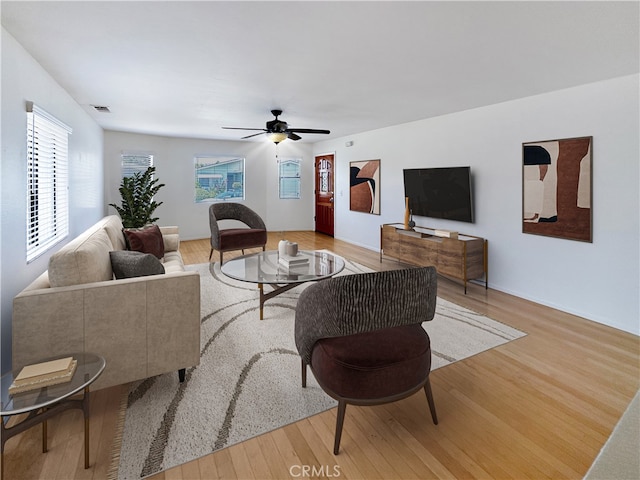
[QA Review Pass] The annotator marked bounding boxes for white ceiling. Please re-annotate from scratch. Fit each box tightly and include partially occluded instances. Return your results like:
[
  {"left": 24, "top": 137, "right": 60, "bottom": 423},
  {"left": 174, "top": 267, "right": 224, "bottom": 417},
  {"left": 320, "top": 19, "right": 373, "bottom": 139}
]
[{"left": 2, "top": 1, "right": 638, "bottom": 143}]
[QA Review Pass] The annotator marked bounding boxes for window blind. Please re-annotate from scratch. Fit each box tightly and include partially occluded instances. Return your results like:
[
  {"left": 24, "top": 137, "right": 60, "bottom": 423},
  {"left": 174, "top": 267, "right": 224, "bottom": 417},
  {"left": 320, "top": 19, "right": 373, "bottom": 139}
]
[
  {"left": 121, "top": 153, "right": 153, "bottom": 178},
  {"left": 26, "top": 102, "right": 72, "bottom": 262}
]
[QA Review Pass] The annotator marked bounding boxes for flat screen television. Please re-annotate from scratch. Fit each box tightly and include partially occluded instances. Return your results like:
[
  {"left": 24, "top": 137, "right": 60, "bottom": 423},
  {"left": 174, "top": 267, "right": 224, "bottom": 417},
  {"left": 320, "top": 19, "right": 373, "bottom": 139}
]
[{"left": 403, "top": 166, "right": 474, "bottom": 223}]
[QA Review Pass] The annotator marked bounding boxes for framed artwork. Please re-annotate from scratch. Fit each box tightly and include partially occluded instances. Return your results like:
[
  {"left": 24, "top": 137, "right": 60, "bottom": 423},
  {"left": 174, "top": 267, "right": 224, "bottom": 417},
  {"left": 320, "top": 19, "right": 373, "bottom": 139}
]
[
  {"left": 350, "top": 159, "right": 380, "bottom": 214},
  {"left": 522, "top": 136, "right": 592, "bottom": 242}
]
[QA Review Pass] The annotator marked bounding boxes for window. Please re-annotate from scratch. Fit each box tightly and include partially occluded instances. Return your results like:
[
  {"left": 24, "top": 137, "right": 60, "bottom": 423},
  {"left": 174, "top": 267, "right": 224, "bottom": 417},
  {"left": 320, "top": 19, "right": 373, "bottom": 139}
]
[
  {"left": 279, "top": 158, "right": 301, "bottom": 199},
  {"left": 194, "top": 155, "right": 245, "bottom": 202},
  {"left": 26, "top": 103, "right": 72, "bottom": 262},
  {"left": 121, "top": 152, "right": 153, "bottom": 178}
]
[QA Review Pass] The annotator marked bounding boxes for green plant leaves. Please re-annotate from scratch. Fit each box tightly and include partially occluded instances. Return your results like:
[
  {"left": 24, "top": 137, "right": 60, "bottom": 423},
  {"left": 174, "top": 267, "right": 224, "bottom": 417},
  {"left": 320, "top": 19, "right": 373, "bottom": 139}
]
[{"left": 109, "top": 166, "right": 165, "bottom": 228}]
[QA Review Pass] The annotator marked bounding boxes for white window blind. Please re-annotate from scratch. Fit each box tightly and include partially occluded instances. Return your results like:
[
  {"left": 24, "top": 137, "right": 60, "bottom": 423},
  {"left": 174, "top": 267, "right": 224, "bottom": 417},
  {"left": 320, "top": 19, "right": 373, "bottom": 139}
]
[
  {"left": 121, "top": 153, "right": 153, "bottom": 178},
  {"left": 26, "top": 102, "right": 72, "bottom": 262}
]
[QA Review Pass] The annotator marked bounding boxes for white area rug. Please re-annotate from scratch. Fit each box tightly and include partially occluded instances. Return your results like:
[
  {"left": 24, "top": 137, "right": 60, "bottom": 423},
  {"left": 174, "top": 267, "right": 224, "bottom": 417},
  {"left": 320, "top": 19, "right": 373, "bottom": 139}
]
[{"left": 110, "top": 259, "right": 526, "bottom": 479}]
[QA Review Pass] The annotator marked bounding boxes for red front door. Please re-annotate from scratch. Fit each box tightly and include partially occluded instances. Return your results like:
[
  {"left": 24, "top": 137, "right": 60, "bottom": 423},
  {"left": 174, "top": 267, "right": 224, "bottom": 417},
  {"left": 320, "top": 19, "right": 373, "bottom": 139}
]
[{"left": 314, "top": 154, "right": 334, "bottom": 236}]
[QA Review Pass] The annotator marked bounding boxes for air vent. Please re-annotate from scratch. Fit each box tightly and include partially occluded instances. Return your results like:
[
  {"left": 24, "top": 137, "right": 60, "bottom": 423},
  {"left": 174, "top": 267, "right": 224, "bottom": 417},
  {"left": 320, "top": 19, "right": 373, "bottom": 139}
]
[{"left": 92, "top": 105, "right": 111, "bottom": 113}]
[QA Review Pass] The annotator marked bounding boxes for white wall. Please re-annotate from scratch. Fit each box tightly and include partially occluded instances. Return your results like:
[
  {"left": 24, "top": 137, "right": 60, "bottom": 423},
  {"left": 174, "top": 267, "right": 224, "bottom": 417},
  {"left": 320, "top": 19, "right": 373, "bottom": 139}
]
[
  {"left": 103, "top": 132, "right": 314, "bottom": 240},
  {"left": 1, "top": 28, "right": 105, "bottom": 373},
  {"left": 313, "top": 75, "right": 640, "bottom": 335}
]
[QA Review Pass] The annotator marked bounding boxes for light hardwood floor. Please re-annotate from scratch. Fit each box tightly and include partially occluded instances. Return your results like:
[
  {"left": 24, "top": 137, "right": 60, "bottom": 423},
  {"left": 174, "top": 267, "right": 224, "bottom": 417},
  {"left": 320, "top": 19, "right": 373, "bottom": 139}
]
[{"left": 3, "top": 232, "right": 639, "bottom": 479}]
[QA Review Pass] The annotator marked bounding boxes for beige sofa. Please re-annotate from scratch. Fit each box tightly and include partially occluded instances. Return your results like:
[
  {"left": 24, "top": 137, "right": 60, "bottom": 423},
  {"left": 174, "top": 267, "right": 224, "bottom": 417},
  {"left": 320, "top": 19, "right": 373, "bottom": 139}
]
[{"left": 12, "top": 215, "right": 201, "bottom": 390}]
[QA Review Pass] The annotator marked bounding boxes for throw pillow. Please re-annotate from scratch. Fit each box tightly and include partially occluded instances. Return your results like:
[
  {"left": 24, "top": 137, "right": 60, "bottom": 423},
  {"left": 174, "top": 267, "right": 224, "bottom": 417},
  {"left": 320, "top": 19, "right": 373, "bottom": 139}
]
[
  {"left": 123, "top": 224, "right": 165, "bottom": 259},
  {"left": 110, "top": 250, "right": 165, "bottom": 279}
]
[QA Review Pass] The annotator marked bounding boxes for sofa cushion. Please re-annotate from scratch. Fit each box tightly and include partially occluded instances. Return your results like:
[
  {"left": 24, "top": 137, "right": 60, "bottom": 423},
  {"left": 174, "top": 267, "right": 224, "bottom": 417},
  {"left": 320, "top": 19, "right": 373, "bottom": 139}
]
[
  {"left": 103, "top": 216, "right": 126, "bottom": 251},
  {"left": 162, "top": 251, "right": 186, "bottom": 274},
  {"left": 124, "top": 225, "right": 165, "bottom": 259},
  {"left": 162, "top": 233, "right": 180, "bottom": 252},
  {"left": 110, "top": 251, "right": 165, "bottom": 279},
  {"left": 49, "top": 228, "right": 114, "bottom": 287}
]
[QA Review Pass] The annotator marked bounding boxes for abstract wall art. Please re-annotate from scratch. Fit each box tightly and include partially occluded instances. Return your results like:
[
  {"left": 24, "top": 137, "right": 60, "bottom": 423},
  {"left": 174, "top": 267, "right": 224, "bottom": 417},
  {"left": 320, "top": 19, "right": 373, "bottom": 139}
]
[
  {"left": 350, "top": 159, "right": 380, "bottom": 214},
  {"left": 522, "top": 136, "right": 592, "bottom": 242}
]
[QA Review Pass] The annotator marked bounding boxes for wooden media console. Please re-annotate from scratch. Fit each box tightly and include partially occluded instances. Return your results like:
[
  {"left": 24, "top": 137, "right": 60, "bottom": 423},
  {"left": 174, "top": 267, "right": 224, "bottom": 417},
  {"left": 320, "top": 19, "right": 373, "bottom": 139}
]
[{"left": 380, "top": 223, "right": 488, "bottom": 293}]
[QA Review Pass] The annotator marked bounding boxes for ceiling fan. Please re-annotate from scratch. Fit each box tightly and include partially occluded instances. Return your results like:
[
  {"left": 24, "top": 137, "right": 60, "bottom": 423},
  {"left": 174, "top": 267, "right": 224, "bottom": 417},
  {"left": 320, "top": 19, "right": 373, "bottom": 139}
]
[{"left": 222, "top": 109, "right": 330, "bottom": 143}]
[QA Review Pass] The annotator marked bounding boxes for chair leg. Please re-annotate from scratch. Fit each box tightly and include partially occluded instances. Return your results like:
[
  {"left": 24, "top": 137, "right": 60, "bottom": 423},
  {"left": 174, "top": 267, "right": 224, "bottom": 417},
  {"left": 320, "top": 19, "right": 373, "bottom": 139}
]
[
  {"left": 219, "top": 251, "right": 223, "bottom": 264},
  {"left": 334, "top": 400, "right": 347, "bottom": 455},
  {"left": 424, "top": 377, "right": 438, "bottom": 425},
  {"left": 208, "top": 248, "right": 213, "bottom": 261},
  {"left": 301, "top": 358, "right": 307, "bottom": 388}
]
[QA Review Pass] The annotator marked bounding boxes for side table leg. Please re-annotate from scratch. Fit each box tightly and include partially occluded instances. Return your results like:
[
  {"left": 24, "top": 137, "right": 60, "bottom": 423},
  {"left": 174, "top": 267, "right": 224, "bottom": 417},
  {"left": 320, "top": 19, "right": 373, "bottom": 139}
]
[
  {"left": 83, "top": 386, "right": 90, "bottom": 469},
  {"left": 42, "top": 420, "right": 47, "bottom": 453}
]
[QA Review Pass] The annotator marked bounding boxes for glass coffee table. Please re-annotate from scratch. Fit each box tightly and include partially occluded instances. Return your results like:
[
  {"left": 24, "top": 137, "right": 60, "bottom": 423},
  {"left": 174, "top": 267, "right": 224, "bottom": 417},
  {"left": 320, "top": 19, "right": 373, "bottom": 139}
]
[
  {"left": 221, "top": 250, "right": 345, "bottom": 319},
  {"left": 0, "top": 352, "right": 106, "bottom": 479}
]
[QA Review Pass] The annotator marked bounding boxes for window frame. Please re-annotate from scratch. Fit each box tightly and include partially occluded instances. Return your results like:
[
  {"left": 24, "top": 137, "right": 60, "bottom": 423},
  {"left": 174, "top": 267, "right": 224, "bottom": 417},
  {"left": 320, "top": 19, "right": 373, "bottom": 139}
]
[
  {"left": 194, "top": 155, "right": 245, "bottom": 203},
  {"left": 26, "top": 102, "right": 72, "bottom": 263},
  {"left": 278, "top": 158, "right": 302, "bottom": 200}
]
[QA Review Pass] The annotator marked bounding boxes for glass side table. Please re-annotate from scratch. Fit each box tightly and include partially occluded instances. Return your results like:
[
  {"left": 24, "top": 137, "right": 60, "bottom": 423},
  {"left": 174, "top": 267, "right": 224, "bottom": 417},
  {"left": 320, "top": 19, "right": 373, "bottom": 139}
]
[{"left": 0, "top": 352, "right": 106, "bottom": 479}]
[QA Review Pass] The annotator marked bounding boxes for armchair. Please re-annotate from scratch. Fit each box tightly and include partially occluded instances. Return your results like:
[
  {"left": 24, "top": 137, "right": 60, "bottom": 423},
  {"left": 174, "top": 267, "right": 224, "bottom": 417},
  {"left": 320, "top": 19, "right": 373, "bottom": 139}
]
[
  {"left": 208, "top": 203, "right": 267, "bottom": 264},
  {"left": 295, "top": 267, "right": 439, "bottom": 454}
]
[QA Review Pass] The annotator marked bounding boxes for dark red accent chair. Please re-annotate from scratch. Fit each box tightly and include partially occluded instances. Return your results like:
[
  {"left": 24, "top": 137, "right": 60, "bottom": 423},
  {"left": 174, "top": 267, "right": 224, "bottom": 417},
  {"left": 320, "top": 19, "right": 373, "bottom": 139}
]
[
  {"left": 294, "top": 267, "right": 439, "bottom": 454},
  {"left": 208, "top": 203, "right": 267, "bottom": 264}
]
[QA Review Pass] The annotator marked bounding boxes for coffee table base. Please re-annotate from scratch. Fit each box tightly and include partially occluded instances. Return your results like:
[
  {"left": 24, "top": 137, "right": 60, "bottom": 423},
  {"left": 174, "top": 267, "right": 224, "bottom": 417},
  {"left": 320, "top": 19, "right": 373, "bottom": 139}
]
[
  {"left": 258, "top": 282, "right": 302, "bottom": 320},
  {"left": 1, "top": 386, "right": 91, "bottom": 479}
]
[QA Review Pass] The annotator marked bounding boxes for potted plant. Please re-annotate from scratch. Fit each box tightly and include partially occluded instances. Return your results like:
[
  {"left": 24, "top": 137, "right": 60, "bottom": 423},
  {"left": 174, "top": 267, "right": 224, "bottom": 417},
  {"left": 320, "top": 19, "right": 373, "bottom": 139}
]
[{"left": 109, "top": 166, "right": 165, "bottom": 228}]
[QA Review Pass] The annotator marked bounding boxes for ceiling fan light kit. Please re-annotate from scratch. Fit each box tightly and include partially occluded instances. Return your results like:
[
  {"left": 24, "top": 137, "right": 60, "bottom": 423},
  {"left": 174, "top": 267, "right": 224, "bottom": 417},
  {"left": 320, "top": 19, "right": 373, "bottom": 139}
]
[
  {"left": 223, "top": 109, "right": 330, "bottom": 144},
  {"left": 267, "top": 132, "right": 288, "bottom": 144}
]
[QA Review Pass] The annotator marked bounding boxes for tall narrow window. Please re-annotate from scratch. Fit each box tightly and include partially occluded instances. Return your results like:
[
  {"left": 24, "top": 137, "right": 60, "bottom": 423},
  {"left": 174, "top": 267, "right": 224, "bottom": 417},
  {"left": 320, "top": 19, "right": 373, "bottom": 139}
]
[
  {"left": 279, "top": 158, "right": 301, "bottom": 199},
  {"left": 26, "top": 102, "right": 72, "bottom": 262},
  {"left": 121, "top": 152, "right": 153, "bottom": 178}
]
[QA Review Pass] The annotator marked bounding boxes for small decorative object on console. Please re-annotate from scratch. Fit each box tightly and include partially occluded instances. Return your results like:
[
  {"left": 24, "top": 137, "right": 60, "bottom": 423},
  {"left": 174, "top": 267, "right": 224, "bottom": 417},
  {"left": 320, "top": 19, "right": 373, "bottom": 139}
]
[
  {"left": 404, "top": 197, "right": 410, "bottom": 229},
  {"left": 434, "top": 229, "right": 459, "bottom": 239}
]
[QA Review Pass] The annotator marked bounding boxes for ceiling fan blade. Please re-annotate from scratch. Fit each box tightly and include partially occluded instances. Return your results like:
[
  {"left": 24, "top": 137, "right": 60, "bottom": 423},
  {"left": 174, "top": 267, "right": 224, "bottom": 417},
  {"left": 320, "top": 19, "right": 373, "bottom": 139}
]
[
  {"left": 221, "top": 127, "right": 266, "bottom": 131},
  {"left": 287, "top": 128, "right": 331, "bottom": 135},
  {"left": 241, "top": 132, "right": 266, "bottom": 139},
  {"left": 287, "top": 132, "right": 301, "bottom": 141}
]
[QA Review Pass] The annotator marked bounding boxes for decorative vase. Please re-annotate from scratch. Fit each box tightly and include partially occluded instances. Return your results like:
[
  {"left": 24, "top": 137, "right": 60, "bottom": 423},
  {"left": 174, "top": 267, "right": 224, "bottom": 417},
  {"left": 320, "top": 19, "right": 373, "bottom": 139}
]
[
  {"left": 278, "top": 240, "right": 288, "bottom": 257},
  {"left": 286, "top": 242, "right": 298, "bottom": 256},
  {"left": 404, "top": 197, "right": 410, "bottom": 230}
]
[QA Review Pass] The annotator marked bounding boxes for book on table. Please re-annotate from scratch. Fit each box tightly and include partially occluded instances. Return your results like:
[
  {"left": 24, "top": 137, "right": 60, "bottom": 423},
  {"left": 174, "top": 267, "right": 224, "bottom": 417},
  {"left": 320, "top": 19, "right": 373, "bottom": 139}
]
[
  {"left": 9, "top": 356, "right": 78, "bottom": 394},
  {"left": 279, "top": 254, "right": 309, "bottom": 268}
]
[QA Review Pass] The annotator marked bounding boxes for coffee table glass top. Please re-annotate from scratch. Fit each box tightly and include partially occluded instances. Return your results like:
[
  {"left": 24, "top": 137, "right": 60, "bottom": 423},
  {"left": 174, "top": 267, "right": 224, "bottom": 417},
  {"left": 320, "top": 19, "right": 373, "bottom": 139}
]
[
  {"left": 1, "top": 352, "right": 106, "bottom": 416},
  {"left": 221, "top": 250, "right": 345, "bottom": 284}
]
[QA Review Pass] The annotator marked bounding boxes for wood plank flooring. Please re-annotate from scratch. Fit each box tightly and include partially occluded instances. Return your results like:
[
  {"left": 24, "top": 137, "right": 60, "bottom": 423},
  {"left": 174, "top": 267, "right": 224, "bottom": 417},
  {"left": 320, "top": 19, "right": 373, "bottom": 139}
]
[{"left": 3, "top": 232, "right": 638, "bottom": 479}]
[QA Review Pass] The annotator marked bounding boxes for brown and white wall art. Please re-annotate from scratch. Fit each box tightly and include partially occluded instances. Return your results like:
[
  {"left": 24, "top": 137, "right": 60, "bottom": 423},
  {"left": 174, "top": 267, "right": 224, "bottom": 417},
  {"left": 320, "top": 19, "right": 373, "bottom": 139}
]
[
  {"left": 522, "top": 136, "right": 592, "bottom": 242},
  {"left": 350, "top": 159, "right": 381, "bottom": 215}
]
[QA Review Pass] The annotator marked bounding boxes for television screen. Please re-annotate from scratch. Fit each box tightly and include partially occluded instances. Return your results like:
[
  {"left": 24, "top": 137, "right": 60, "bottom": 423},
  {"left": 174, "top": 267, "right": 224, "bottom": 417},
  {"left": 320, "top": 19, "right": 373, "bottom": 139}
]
[{"left": 403, "top": 167, "right": 474, "bottom": 223}]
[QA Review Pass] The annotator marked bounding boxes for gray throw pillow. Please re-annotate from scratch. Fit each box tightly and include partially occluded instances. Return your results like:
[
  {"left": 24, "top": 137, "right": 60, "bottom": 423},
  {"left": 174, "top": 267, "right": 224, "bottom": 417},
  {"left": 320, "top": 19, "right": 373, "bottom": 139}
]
[{"left": 110, "top": 250, "right": 165, "bottom": 279}]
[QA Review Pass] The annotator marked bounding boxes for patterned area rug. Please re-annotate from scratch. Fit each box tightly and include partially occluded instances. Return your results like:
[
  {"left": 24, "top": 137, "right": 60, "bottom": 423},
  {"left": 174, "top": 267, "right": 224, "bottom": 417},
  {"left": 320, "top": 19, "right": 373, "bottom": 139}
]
[{"left": 109, "top": 258, "right": 526, "bottom": 479}]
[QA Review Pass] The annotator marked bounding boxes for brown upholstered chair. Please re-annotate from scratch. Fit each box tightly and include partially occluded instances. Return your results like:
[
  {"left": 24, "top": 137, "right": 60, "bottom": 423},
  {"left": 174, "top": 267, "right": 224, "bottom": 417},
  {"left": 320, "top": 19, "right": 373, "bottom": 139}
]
[
  {"left": 208, "top": 203, "right": 267, "bottom": 264},
  {"left": 294, "top": 267, "right": 438, "bottom": 454}
]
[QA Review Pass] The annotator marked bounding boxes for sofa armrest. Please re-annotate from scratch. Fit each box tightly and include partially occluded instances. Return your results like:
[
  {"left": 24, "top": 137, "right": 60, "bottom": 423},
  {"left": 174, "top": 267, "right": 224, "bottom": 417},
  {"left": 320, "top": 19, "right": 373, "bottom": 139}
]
[{"left": 13, "top": 270, "right": 200, "bottom": 389}]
